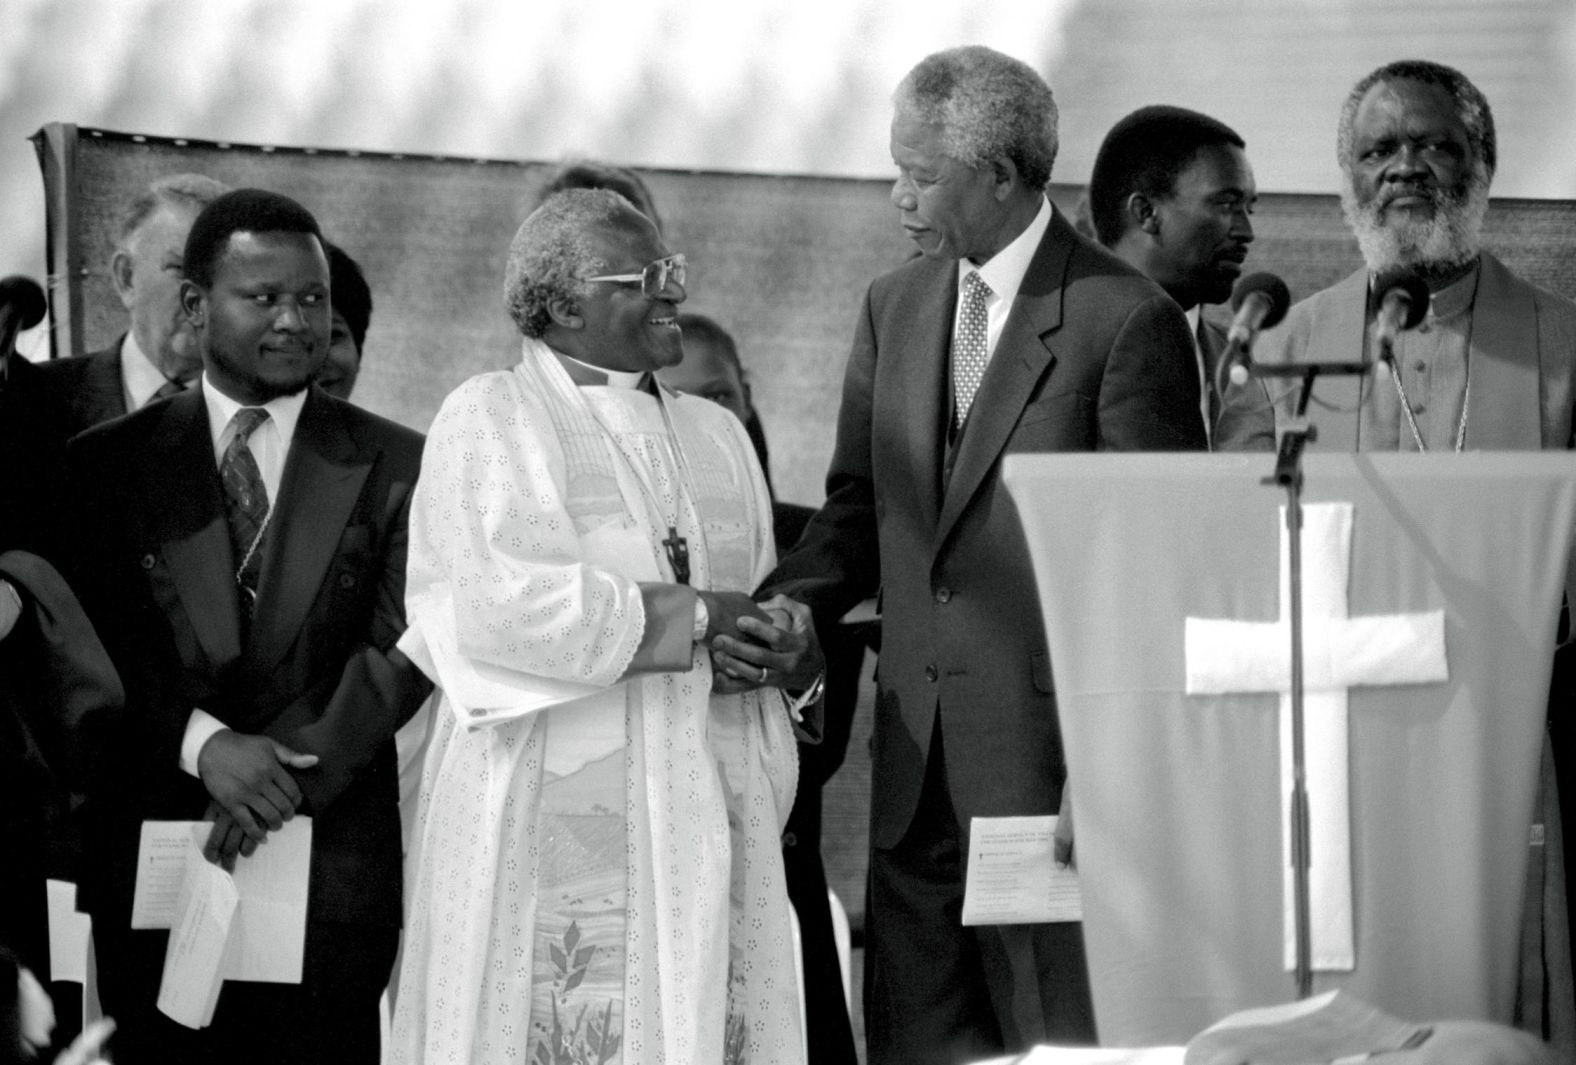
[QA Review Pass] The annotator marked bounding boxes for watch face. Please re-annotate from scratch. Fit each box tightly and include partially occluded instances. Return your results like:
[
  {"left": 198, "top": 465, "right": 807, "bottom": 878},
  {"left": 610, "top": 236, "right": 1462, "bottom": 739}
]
[{"left": 694, "top": 596, "right": 710, "bottom": 641}]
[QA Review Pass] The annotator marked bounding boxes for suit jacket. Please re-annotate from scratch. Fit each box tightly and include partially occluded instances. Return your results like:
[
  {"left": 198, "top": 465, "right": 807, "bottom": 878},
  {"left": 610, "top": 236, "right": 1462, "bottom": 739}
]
[
  {"left": 0, "top": 353, "right": 72, "bottom": 556},
  {"left": 63, "top": 385, "right": 427, "bottom": 932},
  {"left": 763, "top": 206, "right": 1205, "bottom": 849},
  {"left": 1254, "top": 252, "right": 1576, "bottom": 450},
  {"left": 1200, "top": 317, "right": 1276, "bottom": 451},
  {"left": 0, "top": 551, "right": 122, "bottom": 973},
  {"left": 40, "top": 338, "right": 129, "bottom": 439}
]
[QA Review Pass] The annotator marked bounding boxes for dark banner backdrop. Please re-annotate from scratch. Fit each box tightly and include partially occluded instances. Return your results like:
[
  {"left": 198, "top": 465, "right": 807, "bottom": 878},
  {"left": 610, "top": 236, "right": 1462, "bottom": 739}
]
[{"left": 33, "top": 124, "right": 1576, "bottom": 508}]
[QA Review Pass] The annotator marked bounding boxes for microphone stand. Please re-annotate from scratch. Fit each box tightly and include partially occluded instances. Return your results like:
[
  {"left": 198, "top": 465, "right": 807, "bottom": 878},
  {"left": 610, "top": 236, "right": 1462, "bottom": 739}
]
[{"left": 1251, "top": 355, "right": 1369, "bottom": 999}]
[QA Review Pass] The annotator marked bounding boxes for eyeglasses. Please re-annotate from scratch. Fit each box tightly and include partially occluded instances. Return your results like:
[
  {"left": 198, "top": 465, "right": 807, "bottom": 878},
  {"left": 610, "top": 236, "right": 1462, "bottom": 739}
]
[{"left": 582, "top": 254, "right": 687, "bottom": 299}]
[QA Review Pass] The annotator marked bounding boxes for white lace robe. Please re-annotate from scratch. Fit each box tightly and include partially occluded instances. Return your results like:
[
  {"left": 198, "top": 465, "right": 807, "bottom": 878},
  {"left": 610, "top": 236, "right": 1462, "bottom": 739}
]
[{"left": 389, "top": 341, "right": 802, "bottom": 1064}]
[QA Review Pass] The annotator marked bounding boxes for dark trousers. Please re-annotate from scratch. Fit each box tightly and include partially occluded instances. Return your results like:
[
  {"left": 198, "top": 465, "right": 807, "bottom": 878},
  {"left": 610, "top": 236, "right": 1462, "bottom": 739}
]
[
  {"left": 783, "top": 773, "right": 859, "bottom": 1065},
  {"left": 864, "top": 721, "right": 1095, "bottom": 1065},
  {"left": 94, "top": 915, "right": 397, "bottom": 1065}
]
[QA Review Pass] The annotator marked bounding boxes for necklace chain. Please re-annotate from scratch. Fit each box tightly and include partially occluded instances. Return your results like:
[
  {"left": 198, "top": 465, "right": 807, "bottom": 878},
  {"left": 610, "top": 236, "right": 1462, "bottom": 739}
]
[
  {"left": 234, "top": 503, "right": 273, "bottom": 592},
  {"left": 1387, "top": 356, "right": 1470, "bottom": 453},
  {"left": 577, "top": 381, "right": 706, "bottom": 585}
]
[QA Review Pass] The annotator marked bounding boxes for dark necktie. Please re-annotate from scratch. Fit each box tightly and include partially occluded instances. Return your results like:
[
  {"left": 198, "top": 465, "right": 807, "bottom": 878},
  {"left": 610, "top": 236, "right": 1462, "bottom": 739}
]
[
  {"left": 220, "top": 407, "right": 271, "bottom": 622},
  {"left": 952, "top": 271, "right": 992, "bottom": 428},
  {"left": 151, "top": 378, "right": 184, "bottom": 403}
]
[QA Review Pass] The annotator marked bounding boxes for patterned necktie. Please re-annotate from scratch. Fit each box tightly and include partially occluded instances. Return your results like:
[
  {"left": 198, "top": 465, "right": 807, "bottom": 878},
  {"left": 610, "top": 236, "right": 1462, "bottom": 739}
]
[
  {"left": 952, "top": 271, "right": 992, "bottom": 427},
  {"left": 220, "top": 407, "right": 271, "bottom": 619}
]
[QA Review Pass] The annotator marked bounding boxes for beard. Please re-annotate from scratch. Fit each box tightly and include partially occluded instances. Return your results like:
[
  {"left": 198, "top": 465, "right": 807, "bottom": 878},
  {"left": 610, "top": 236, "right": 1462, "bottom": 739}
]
[{"left": 1340, "top": 165, "right": 1490, "bottom": 277}]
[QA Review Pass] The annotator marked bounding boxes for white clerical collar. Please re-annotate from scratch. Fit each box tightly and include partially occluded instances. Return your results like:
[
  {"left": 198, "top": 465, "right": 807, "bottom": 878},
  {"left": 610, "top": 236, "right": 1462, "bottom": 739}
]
[
  {"left": 962, "top": 196, "right": 1053, "bottom": 306},
  {"left": 560, "top": 353, "right": 648, "bottom": 390},
  {"left": 121, "top": 330, "right": 181, "bottom": 410}
]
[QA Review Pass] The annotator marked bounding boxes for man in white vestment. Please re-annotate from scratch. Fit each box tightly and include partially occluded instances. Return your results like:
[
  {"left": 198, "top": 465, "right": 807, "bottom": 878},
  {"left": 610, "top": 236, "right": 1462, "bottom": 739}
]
[{"left": 389, "top": 189, "right": 821, "bottom": 1065}]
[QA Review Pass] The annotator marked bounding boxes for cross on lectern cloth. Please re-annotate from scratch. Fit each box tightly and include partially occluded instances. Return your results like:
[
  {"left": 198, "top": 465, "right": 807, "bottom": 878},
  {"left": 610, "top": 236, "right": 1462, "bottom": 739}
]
[{"left": 1184, "top": 502, "right": 1448, "bottom": 972}]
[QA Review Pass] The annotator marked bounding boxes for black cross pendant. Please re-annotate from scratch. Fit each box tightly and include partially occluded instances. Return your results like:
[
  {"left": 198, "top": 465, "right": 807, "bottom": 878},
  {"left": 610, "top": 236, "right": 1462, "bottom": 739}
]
[{"left": 663, "top": 526, "right": 691, "bottom": 585}]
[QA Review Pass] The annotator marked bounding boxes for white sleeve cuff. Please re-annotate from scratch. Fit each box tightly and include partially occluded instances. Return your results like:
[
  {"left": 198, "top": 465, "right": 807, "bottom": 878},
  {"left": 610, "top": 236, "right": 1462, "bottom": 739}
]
[
  {"left": 179, "top": 709, "right": 230, "bottom": 777},
  {"left": 785, "top": 670, "right": 826, "bottom": 722}
]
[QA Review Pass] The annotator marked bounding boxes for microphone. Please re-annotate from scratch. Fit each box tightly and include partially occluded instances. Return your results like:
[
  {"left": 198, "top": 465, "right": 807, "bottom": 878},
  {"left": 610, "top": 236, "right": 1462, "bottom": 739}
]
[
  {"left": 1219, "top": 272, "right": 1291, "bottom": 390},
  {"left": 0, "top": 275, "right": 47, "bottom": 365},
  {"left": 1370, "top": 268, "right": 1430, "bottom": 363}
]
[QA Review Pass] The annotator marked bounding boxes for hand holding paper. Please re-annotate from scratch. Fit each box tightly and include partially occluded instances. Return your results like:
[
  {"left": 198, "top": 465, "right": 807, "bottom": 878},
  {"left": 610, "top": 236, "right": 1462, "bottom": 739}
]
[
  {"left": 197, "top": 731, "right": 317, "bottom": 858},
  {"left": 962, "top": 816, "right": 1083, "bottom": 926},
  {"left": 156, "top": 836, "right": 238, "bottom": 1030},
  {"left": 134, "top": 818, "right": 313, "bottom": 1029}
]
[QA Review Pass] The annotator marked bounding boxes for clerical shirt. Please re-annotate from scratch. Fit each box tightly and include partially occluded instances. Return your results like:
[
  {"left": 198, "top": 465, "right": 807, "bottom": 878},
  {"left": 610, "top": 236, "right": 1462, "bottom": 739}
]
[{"left": 1360, "top": 262, "right": 1479, "bottom": 451}]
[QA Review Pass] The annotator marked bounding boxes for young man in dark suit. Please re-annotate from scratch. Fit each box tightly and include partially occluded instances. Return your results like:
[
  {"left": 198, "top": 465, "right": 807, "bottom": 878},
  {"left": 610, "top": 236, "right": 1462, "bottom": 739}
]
[
  {"left": 62, "top": 189, "right": 428, "bottom": 1065},
  {"left": 1088, "top": 105, "right": 1275, "bottom": 451},
  {"left": 719, "top": 45, "right": 1206, "bottom": 1065}
]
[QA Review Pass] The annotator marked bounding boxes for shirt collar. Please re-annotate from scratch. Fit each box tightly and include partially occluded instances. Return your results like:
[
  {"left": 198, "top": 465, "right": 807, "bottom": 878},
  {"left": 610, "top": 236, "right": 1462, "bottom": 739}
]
[
  {"left": 962, "top": 196, "right": 1053, "bottom": 305},
  {"left": 555, "top": 350, "right": 650, "bottom": 390},
  {"left": 121, "top": 330, "right": 177, "bottom": 410},
  {"left": 1427, "top": 259, "right": 1481, "bottom": 321},
  {"left": 1365, "top": 258, "right": 1482, "bottom": 321},
  {"left": 201, "top": 373, "right": 309, "bottom": 454}
]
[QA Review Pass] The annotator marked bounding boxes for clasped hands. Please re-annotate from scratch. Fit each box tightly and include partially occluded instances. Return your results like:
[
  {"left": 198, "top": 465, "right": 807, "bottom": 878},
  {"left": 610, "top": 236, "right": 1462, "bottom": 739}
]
[
  {"left": 197, "top": 730, "right": 318, "bottom": 870},
  {"left": 699, "top": 591, "right": 823, "bottom": 696}
]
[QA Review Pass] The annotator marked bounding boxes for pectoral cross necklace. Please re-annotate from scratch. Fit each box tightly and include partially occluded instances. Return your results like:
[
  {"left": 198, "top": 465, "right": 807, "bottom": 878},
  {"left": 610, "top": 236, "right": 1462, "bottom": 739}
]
[
  {"left": 579, "top": 377, "right": 704, "bottom": 586},
  {"left": 661, "top": 526, "right": 691, "bottom": 585}
]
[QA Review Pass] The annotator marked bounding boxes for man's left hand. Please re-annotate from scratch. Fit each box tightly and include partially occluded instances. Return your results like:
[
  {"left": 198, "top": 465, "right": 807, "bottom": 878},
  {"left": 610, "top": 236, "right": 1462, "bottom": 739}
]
[
  {"left": 710, "top": 594, "right": 823, "bottom": 694},
  {"left": 203, "top": 802, "right": 254, "bottom": 871},
  {"left": 1054, "top": 784, "right": 1074, "bottom": 870}
]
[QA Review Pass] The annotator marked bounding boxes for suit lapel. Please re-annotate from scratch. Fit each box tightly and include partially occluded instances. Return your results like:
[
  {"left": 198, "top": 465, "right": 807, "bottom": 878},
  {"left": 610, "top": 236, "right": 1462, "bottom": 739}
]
[
  {"left": 248, "top": 392, "right": 369, "bottom": 674},
  {"left": 898, "top": 263, "right": 956, "bottom": 536},
  {"left": 73, "top": 342, "right": 129, "bottom": 426},
  {"left": 934, "top": 217, "right": 1066, "bottom": 552},
  {"left": 1465, "top": 252, "right": 1541, "bottom": 449},
  {"left": 143, "top": 392, "right": 243, "bottom": 670}
]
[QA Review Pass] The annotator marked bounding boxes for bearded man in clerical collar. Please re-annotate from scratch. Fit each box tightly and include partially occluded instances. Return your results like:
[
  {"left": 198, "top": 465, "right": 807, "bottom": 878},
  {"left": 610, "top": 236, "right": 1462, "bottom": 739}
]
[{"left": 1336, "top": 59, "right": 1495, "bottom": 285}]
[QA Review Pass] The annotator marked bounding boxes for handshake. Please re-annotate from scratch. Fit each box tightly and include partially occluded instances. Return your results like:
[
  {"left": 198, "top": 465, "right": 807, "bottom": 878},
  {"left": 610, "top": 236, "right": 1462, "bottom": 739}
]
[{"left": 697, "top": 590, "right": 824, "bottom": 695}]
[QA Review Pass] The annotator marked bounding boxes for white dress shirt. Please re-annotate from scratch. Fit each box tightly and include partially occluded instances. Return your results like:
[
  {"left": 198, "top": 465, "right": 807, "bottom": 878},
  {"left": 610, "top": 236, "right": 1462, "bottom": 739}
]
[
  {"left": 1186, "top": 305, "right": 1212, "bottom": 447},
  {"left": 953, "top": 196, "right": 1053, "bottom": 369},
  {"left": 120, "top": 331, "right": 182, "bottom": 411}
]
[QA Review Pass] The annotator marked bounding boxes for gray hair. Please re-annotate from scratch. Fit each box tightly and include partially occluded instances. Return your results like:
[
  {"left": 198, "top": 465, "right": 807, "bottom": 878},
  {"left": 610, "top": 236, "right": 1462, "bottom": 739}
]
[
  {"left": 504, "top": 187, "right": 642, "bottom": 338},
  {"left": 117, "top": 172, "right": 231, "bottom": 245},
  {"left": 1336, "top": 59, "right": 1496, "bottom": 181},
  {"left": 894, "top": 46, "right": 1059, "bottom": 192}
]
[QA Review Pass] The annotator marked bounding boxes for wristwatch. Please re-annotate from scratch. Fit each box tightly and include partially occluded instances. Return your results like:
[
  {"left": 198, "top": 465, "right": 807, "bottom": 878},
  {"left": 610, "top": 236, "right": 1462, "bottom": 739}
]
[
  {"left": 692, "top": 595, "right": 710, "bottom": 644},
  {"left": 791, "top": 669, "right": 826, "bottom": 707}
]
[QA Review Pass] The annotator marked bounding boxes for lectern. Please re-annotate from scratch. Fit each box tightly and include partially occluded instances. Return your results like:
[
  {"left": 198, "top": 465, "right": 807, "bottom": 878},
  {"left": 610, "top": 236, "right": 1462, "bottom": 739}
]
[{"left": 1002, "top": 451, "right": 1576, "bottom": 1045}]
